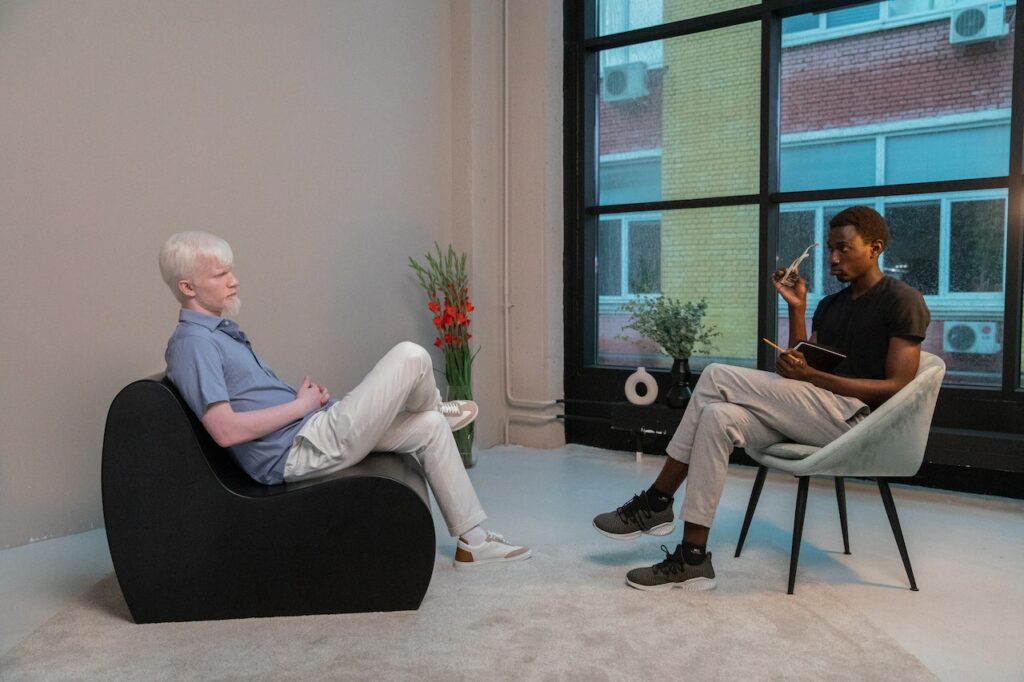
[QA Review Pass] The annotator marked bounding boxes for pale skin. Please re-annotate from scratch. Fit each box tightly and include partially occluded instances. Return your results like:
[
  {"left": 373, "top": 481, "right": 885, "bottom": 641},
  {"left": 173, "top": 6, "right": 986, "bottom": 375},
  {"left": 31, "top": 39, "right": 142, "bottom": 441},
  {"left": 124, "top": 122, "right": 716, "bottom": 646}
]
[
  {"left": 176, "top": 256, "right": 330, "bottom": 449},
  {"left": 654, "top": 223, "right": 922, "bottom": 546}
]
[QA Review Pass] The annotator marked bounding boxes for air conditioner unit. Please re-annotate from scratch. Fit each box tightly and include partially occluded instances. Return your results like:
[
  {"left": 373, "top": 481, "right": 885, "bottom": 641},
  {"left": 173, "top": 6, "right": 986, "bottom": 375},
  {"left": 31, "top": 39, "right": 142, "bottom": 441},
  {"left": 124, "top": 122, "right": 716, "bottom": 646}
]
[
  {"left": 602, "top": 62, "right": 649, "bottom": 102},
  {"left": 942, "top": 321, "right": 1001, "bottom": 354},
  {"left": 949, "top": 2, "right": 1009, "bottom": 44}
]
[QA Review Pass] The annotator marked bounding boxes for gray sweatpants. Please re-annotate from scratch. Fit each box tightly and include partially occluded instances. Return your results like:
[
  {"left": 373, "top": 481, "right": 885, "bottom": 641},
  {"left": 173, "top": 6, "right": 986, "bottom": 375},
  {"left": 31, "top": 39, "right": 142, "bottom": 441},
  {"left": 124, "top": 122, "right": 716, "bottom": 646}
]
[{"left": 666, "top": 363, "right": 869, "bottom": 528}]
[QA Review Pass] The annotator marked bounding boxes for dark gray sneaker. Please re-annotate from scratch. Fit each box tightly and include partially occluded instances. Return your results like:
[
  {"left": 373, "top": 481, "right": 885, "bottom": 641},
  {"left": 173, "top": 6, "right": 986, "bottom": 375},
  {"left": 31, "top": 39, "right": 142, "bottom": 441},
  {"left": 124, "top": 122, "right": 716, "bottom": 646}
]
[
  {"left": 593, "top": 491, "right": 675, "bottom": 540},
  {"left": 625, "top": 544, "right": 716, "bottom": 592}
]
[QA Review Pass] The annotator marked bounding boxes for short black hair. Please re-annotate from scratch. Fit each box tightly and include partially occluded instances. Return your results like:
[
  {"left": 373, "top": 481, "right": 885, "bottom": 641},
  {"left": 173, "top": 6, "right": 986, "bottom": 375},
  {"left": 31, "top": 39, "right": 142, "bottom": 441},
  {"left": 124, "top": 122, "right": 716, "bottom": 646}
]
[{"left": 828, "top": 205, "right": 889, "bottom": 251}]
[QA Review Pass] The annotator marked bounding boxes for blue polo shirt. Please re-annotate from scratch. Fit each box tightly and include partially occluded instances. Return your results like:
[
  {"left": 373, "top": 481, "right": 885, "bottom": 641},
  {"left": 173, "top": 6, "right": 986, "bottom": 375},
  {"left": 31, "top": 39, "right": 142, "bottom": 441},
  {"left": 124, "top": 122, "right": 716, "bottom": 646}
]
[{"left": 165, "top": 309, "right": 321, "bottom": 484}]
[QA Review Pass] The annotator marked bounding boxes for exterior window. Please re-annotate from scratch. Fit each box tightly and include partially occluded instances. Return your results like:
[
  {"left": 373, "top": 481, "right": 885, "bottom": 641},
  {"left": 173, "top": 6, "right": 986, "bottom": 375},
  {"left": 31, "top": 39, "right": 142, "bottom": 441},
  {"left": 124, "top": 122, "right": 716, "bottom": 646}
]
[
  {"left": 776, "top": 0, "right": 1014, "bottom": 386},
  {"left": 598, "top": 214, "right": 662, "bottom": 299},
  {"left": 949, "top": 198, "right": 1006, "bottom": 293}
]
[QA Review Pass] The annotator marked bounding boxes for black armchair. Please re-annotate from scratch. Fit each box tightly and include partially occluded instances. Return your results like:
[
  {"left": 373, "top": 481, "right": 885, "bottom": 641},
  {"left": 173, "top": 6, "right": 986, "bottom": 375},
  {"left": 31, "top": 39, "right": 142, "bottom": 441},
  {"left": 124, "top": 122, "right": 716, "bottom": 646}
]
[{"left": 101, "top": 376, "right": 436, "bottom": 623}]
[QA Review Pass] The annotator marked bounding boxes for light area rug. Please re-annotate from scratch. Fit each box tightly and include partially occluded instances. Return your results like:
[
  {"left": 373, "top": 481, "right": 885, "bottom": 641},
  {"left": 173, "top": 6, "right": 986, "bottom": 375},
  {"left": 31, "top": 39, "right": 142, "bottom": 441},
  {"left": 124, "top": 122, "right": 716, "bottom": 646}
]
[{"left": 0, "top": 543, "right": 935, "bottom": 681}]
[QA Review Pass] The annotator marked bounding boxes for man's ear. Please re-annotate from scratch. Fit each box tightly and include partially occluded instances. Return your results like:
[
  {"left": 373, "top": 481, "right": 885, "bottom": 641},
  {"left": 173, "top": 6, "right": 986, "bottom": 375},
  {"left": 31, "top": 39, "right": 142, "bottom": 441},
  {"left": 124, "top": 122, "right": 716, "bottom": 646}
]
[
  {"left": 871, "top": 240, "right": 884, "bottom": 259},
  {"left": 177, "top": 279, "right": 195, "bottom": 299}
]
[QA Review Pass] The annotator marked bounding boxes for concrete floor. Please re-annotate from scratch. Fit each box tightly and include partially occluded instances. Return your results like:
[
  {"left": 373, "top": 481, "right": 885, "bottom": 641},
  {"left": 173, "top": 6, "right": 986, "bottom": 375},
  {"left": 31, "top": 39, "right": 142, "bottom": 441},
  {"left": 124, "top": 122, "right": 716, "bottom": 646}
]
[{"left": 2, "top": 444, "right": 1022, "bottom": 680}]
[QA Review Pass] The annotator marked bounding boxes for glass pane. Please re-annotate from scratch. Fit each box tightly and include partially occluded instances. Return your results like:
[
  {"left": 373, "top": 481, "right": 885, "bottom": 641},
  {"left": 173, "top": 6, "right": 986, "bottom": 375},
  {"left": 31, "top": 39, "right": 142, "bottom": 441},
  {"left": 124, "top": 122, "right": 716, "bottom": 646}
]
[
  {"left": 597, "top": 0, "right": 663, "bottom": 37},
  {"left": 598, "top": 219, "right": 622, "bottom": 296},
  {"left": 825, "top": 4, "right": 880, "bottom": 29},
  {"left": 598, "top": 23, "right": 760, "bottom": 203},
  {"left": 820, "top": 206, "right": 847, "bottom": 298},
  {"left": 595, "top": 0, "right": 757, "bottom": 36},
  {"left": 885, "top": 200, "right": 940, "bottom": 295},
  {"left": 887, "top": 125, "right": 1011, "bottom": 184},
  {"left": 780, "top": 140, "right": 876, "bottom": 192},
  {"left": 780, "top": 0, "right": 1013, "bottom": 190},
  {"left": 782, "top": 13, "right": 820, "bottom": 34},
  {"left": 599, "top": 157, "right": 662, "bottom": 204},
  {"left": 887, "top": 1, "right": 938, "bottom": 18},
  {"left": 779, "top": 210, "right": 817, "bottom": 294},
  {"left": 950, "top": 199, "right": 1005, "bottom": 293},
  {"left": 628, "top": 220, "right": 661, "bottom": 293},
  {"left": 598, "top": 205, "right": 759, "bottom": 369}
]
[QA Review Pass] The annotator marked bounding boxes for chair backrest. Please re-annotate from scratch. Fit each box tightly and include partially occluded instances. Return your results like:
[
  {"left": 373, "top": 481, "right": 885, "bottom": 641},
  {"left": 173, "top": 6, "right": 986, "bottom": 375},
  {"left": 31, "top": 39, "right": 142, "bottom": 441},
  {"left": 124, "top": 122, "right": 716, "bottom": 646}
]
[{"left": 786, "top": 351, "right": 946, "bottom": 478}]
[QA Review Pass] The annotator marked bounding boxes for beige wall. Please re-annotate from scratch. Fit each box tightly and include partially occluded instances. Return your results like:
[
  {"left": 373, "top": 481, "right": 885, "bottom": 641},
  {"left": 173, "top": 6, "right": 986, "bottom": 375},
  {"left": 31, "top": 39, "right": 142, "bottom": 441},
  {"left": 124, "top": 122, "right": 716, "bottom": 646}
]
[{"left": 0, "top": 0, "right": 564, "bottom": 549}]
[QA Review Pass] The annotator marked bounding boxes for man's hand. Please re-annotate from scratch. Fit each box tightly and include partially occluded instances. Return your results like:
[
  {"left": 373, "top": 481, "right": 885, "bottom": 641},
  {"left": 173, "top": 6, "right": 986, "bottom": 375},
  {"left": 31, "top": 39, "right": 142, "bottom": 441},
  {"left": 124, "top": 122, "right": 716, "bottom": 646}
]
[
  {"left": 772, "top": 268, "right": 808, "bottom": 309},
  {"left": 776, "top": 349, "right": 817, "bottom": 382},
  {"left": 297, "top": 376, "right": 325, "bottom": 413},
  {"left": 312, "top": 380, "right": 331, "bottom": 406}
]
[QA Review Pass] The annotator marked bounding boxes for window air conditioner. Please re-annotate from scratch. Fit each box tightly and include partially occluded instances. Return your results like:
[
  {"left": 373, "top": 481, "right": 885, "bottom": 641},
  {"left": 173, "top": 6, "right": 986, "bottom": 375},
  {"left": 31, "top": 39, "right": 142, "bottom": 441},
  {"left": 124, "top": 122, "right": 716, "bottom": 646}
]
[
  {"left": 949, "top": 2, "right": 1009, "bottom": 44},
  {"left": 602, "top": 62, "right": 649, "bottom": 102},
  {"left": 942, "top": 321, "right": 1001, "bottom": 354}
]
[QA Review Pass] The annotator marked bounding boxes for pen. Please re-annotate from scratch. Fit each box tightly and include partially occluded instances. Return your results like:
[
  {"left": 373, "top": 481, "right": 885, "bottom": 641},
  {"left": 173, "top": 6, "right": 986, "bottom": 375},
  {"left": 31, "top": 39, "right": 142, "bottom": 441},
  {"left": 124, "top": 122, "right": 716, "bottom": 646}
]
[{"left": 761, "top": 337, "right": 786, "bottom": 353}]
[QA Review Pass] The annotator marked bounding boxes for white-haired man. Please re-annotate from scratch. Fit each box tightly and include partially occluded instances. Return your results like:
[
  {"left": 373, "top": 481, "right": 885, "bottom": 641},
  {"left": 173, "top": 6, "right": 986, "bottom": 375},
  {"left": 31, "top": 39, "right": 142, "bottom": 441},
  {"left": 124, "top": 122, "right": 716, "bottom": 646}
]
[{"left": 159, "top": 231, "right": 530, "bottom": 568}]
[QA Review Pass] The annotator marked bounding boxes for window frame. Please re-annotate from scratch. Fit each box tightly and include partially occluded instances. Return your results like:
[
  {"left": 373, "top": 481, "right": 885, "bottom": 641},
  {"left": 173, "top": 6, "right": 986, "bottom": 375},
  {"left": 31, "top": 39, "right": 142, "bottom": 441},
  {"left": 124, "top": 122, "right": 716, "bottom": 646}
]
[{"left": 564, "top": 0, "right": 1024, "bottom": 436}]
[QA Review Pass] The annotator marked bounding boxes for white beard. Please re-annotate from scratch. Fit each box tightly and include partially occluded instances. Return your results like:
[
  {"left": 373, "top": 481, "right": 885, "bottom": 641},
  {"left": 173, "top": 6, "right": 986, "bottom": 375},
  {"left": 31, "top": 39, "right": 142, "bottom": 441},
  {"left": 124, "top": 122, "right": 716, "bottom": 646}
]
[{"left": 223, "top": 296, "right": 242, "bottom": 318}]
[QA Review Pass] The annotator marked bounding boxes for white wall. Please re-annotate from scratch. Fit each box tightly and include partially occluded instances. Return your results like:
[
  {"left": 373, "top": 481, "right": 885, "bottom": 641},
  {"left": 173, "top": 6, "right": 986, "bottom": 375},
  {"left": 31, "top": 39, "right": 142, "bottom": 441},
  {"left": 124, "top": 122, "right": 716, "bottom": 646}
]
[{"left": 0, "top": 0, "right": 564, "bottom": 549}]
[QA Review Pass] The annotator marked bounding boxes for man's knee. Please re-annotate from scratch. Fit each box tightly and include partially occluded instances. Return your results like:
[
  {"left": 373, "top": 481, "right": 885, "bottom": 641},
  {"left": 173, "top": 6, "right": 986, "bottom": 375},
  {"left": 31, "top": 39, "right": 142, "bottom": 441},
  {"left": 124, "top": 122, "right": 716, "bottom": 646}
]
[{"left": 391, "top": 341, "right": 430, "bottom": 367}]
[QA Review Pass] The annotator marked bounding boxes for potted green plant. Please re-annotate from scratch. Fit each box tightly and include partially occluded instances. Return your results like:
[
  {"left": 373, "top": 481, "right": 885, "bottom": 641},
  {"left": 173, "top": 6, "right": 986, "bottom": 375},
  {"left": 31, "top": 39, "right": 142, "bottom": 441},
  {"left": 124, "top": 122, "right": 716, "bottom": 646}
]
[{"left": 619, "top": 296, "right": 720, "bottom": 408}]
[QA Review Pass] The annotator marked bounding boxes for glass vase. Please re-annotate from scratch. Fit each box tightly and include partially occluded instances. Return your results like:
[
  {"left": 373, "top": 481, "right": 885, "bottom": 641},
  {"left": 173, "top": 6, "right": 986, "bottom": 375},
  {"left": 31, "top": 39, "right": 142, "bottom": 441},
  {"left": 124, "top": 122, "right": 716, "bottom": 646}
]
[
  {"left": 665, "top": 357, "right": 692, "bottom": 409},
  {"left": 447, "top": 384, "right": 476, "bottom": 468}
]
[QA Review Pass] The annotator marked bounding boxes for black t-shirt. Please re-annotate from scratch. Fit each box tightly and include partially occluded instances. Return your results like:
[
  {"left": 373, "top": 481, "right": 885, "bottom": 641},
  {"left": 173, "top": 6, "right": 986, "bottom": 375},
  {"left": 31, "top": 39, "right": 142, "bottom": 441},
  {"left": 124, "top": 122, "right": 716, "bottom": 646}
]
[{"left": 812, "top": 276, "right": 930, "bottom": 380}]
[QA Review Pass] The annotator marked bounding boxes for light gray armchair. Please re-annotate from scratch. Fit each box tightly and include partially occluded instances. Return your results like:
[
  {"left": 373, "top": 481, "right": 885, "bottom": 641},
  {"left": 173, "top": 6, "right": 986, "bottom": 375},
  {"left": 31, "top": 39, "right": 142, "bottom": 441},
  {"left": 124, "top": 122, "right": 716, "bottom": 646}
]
[{"left": 735, "top": 351, "right": 946, "bottom": 594}]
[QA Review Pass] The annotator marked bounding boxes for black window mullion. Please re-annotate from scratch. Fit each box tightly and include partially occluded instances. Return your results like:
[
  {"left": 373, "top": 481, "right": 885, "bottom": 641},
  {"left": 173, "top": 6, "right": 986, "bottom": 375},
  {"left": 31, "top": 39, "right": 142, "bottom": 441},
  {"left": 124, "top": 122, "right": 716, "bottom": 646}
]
[
  {"left": 1003, "top": 3, "right": 1024, "bottom": 391},
  {"left": 759, "top": 6, "right": 782, "bottom": 370}
]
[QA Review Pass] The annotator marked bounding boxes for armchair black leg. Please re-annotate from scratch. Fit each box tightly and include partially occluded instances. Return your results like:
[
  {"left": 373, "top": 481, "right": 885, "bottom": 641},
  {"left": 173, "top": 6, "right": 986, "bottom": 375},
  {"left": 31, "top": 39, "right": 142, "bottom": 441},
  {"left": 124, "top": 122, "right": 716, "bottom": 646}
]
[
  {"left": 835, "top": 477, "right": 851, "bottom": 555},
  {"left": 736, "top": 465, "right": 768, "bottom": 557},
  {"left": 877, "top": 479, "right": 919, "bottom": 591},
  {"left": 788, "top": 476, "right": 810, "bottom": 595}
]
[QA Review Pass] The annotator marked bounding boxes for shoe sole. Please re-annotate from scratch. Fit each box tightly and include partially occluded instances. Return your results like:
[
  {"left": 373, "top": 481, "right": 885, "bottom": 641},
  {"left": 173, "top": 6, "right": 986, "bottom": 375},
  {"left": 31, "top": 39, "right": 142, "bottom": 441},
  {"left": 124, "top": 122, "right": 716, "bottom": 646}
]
[
  {"left": 592, "top": 520, "right": 676, "bottom": 541},
  {"left": 625, "top": 576, "right": 717, "bottom": 592},
  {"left": 453, "top": 549, "right": 533, "bottom": 569}
]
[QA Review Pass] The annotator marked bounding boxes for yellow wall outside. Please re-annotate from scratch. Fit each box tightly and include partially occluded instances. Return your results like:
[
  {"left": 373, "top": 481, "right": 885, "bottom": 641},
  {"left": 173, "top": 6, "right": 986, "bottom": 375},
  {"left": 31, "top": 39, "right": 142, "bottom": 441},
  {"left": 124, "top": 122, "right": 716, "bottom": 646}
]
[{"left": 659, "top": 5, "right": 760, "bottom": 361}]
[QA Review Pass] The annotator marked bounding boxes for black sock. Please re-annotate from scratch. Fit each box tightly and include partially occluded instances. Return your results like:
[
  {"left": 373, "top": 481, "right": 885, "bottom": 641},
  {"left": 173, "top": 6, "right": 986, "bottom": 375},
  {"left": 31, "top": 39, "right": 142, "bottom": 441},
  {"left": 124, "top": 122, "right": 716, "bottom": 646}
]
[
  {"left": 645, "top": 485, "right": 672, "bottom": 512},
  {"left": 681, "top": 541, "right": 707, "bottom": 565}
]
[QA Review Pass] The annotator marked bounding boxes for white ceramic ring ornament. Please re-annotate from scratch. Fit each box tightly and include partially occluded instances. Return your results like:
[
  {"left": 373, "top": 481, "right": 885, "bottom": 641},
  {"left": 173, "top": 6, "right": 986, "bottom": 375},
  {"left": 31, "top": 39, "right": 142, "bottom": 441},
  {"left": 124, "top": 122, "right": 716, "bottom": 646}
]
[{"left": 624, "top": 367, "right": 658, "bottom": 406}]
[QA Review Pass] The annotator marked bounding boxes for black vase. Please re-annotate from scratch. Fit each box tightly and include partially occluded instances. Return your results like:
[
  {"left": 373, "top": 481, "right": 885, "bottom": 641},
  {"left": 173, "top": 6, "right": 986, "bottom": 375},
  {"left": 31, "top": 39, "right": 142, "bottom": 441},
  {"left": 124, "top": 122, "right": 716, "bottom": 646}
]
[{"left": 665, "top": 357, "right": 692, "bottom": 408}]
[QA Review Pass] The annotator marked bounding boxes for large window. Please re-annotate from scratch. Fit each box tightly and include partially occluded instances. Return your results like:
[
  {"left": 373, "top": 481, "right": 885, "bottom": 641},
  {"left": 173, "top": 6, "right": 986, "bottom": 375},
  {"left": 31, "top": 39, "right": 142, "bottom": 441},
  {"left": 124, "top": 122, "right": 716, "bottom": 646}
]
[
  {"left": 777, "top": 0, "right": 1015, "bottom": 386},
  {"left": 566, "top": 0, "right": 1024, "bottom": 439}
]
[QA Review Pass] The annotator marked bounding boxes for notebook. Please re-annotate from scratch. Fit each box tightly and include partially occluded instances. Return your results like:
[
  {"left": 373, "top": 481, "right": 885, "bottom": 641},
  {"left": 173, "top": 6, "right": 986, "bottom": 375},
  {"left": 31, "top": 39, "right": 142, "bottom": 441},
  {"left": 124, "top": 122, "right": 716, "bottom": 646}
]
[{"left": 793, "top": 341, "right": 846, "bottom": 373}]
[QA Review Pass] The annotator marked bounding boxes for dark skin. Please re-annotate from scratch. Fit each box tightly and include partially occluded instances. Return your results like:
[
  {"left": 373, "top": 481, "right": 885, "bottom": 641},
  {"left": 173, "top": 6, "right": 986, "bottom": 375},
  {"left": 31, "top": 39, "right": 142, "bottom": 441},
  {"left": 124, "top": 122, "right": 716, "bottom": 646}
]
[{"left": 656, "top": 224, "right": 922, "bottom": 547}]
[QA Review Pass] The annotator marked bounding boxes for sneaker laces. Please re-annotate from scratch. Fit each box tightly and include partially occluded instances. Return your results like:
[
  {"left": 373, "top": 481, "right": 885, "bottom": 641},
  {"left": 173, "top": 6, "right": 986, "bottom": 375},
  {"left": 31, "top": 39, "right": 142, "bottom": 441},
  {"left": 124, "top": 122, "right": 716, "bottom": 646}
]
[
  {"left": 484, "top": 532, "right": 511, "bottom": 545},
  {"left": 439, "top": 401, "right": 462, "bottom": 416},
  {"left": 651, "top": 544, "right": 684, "bottom": 576},
  {"left": 615, "top": 493, "right": 655, "bottom": 529}
]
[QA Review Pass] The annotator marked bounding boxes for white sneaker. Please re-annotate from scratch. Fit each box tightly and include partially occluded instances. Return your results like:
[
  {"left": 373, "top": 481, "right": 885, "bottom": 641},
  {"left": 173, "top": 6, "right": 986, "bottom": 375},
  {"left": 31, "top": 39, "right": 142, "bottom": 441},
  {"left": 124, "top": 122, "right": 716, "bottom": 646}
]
[
  {"left": 453, "top": 532, "right": 532, "bottom": 569},
  {"left": 440, "top": 400, "right": 478, "bottom": 431}
]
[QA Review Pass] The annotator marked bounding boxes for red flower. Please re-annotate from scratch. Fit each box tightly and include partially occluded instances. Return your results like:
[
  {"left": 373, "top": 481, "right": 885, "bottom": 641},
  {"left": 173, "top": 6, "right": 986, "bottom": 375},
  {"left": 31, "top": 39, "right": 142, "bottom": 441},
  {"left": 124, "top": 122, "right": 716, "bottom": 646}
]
[
  {"left": 427, "top": 300, "right": 440, "bottom": 313},
  {"left": 457, "top": 313, "right": 469, "bottom": 326},
  {"left": 444, "top": 333, "right": 454, "bottom": 344},
  {"left": 434, "top": 338, "right": 442, "bottom": 348},
  {"left": 445, "top": 304, "right": 457, "bottom": 318},
  {"left": 465, "top": 300, "right": 475, "bottom": 313},
  {"left": 467, "top": 333, "right": 473, "bottom": 340},
  {"left": 443, "top": 312, "right": 455, "bottom": 326},
  {"left": 432, "top": 316, "right": 443, "bottom": 328}
]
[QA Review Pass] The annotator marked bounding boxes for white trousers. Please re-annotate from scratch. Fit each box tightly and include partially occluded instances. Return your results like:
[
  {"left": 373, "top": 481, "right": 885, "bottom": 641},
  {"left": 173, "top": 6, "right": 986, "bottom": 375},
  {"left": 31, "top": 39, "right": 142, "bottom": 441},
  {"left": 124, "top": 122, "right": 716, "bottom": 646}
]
[
  {"left": 283, "top": 342, "right": 486, "bottom": 537},
  {"left": 666, "top": 363, "right": 869, "bottom": 528}
]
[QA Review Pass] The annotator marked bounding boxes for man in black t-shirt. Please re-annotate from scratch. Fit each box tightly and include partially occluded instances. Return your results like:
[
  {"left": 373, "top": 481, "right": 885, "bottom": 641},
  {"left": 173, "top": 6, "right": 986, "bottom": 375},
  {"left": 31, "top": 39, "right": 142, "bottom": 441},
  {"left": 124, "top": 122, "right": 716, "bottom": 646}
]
[{"left": 593, "top": 205, "right": 930, "bottom": 591}]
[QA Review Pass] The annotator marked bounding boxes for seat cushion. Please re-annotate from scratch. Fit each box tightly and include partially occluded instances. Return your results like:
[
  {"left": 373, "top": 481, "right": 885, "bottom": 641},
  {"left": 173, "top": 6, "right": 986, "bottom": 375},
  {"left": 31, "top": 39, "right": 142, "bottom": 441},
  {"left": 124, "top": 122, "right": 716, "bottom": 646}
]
[{"left": 752, "top": 442, "right": 820, "bottom": 460}]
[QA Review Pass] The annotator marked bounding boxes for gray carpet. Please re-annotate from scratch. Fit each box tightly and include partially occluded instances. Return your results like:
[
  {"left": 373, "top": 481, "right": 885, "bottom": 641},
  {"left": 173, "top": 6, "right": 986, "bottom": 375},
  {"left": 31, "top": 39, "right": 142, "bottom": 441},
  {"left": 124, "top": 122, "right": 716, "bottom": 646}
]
[{"left": 0, "top": 543, "right": 935, "bottom": 681}]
